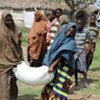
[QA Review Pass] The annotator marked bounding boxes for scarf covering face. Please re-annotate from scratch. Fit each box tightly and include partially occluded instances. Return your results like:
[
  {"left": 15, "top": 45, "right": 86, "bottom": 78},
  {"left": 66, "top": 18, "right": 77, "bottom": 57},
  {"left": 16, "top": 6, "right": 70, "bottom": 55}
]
[
  {"left": 43, "top": 22, "right": 77, "bottom": 69},
  {"left": 0, "top": 12, "right": 22, "bottom": 76},
  {"left": 27, "top": 10, "right": 47, "bottom": 60}
]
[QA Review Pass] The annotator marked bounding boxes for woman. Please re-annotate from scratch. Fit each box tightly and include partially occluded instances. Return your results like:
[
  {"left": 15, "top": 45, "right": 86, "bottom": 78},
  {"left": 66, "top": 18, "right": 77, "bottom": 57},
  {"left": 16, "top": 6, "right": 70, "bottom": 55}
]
[
  {"left": 27, "top": 10, "right": 47, "bottom": 67},
  {"left": 41, "top": 22, "right": 77, "bottom": 100},
  {"left": 46, "top": 9, "right": 60, "bottom": 50},
  {"left": 0, "top": 12, "right": 23, "bottom": 100}
]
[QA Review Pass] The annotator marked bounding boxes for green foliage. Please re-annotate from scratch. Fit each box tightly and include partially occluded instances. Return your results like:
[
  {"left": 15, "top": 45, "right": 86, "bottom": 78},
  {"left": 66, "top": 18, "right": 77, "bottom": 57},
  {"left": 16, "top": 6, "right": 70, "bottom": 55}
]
[
  {"left": 18, "top": 82, "right": 43, "bottom": 100},
  {"left": 55, "top": 0, "right": 64, "bottom": 3},
  {"left": 21, "top": 27, "right": 28, "bottom": 47}
]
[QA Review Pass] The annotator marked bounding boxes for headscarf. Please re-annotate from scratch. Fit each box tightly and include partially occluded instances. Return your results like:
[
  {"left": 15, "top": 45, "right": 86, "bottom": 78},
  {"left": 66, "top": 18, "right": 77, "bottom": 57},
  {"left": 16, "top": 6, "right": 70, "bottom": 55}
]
[
  {"left": 0, "top": 12, "right": 22, "bottom": 76},
  {"left": 43, "top": 22, "right": 77, "bottom": 69},
  {"left": 27, "top": 10, "right": 47, "bottom": 59},
  {"left": 59, "top": 15, "right": 69, "bottom": 26},
  {"left": 59, "top": 15, "right": 70, "bottom": 31}
]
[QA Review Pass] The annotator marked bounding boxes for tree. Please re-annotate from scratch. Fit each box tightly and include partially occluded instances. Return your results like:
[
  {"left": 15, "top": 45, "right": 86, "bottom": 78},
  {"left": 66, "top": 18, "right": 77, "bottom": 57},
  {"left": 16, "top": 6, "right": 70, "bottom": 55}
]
[
  {"left": 48, "top": 0, "right": 96, "bottom": 19},
  {"left": 64, "top": 0, "right": 96, "bottom": 16}
]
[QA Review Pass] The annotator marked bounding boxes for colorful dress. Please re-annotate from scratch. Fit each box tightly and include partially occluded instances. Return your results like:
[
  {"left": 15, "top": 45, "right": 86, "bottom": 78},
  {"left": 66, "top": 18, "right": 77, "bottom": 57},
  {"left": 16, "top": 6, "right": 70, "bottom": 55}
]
[
  {"left": 41, "top": 22, "right": 77, "bottom": 100},
  {"left": 47, "top": 18, "right": 60, "bottom": 50}
]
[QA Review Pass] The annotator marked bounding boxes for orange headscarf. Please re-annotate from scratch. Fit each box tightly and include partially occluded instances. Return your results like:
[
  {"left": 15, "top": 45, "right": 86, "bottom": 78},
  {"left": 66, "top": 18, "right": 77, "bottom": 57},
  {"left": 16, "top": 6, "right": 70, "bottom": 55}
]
[{"left": 27, "top": 10, "right": 47, "bottom": 60}]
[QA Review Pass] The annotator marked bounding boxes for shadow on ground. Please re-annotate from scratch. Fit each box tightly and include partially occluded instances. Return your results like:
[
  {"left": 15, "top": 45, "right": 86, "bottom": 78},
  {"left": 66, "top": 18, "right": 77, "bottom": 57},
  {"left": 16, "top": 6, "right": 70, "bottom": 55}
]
[
  {"left": 90, "top": 66, "right": 100, "bottom": 72},
  {"left": 69, "top": 77, "right": 98, "bottom": 94}
]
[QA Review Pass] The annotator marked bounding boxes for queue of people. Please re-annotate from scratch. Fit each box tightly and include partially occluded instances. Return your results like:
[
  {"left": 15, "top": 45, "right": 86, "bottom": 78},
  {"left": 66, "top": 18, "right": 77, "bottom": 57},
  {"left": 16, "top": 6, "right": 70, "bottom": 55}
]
[{"left": 0, "top": 8, "right": 100, "bottom": 100}]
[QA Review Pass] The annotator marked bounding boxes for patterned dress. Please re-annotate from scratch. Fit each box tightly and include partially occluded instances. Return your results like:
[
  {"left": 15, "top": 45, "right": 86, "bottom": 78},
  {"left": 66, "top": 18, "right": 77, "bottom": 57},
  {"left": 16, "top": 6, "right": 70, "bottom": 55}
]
[
  {"left": 41, "top": 23, "right": 77, "bottom": 100},
  {"left": 46, "top": 18, "right": 60, "bottom": 50},
  {"left": 41, "top": 65, "right": 73, "bottom": 100}
]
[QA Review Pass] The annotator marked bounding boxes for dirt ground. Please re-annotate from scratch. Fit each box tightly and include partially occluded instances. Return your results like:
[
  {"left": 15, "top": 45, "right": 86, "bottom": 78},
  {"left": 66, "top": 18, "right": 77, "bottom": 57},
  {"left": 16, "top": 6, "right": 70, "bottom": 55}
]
[
  {"left": 69, "top": 93, "right": 100, "bottom": 100},
  {"left": 68, "top": 71, "right": 100, "bottom": 100}
]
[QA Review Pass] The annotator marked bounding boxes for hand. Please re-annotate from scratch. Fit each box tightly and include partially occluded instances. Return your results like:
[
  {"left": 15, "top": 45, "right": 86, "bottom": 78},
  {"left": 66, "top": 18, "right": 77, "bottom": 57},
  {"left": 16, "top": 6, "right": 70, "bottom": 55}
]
[
  {"left": 63, "top": 80, "right": 73, "bottom": 92},
  {"left": 85, "top": 43, "right": 91, "bottom": 54},
  {"left": 48, "top": 67, "right": 54, "bottom": 73}
]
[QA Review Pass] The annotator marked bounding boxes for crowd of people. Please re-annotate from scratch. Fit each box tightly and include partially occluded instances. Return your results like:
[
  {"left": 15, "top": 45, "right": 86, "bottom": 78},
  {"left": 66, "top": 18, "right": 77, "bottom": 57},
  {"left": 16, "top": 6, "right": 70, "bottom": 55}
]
[{"left": 0, "top": 8, "right": 100, "bottom": 100}]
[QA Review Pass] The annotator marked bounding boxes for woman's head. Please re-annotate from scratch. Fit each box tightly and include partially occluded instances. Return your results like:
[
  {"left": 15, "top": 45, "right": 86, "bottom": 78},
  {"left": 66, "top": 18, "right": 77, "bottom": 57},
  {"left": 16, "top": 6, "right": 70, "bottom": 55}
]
[
  {"left": 34, "top": 10, "right": 45, "bottom": 22},
  {"left": 56, "top": 8, "right": 63, "bottom": 18},
  {"left": 1, "top": 11, "right": 15, "bottom": 32},
  {"left": 66, "top": 27, "right": 75, "bottom": 36},
  {"left": 59, "top": 15, "right": 69, "bottom": 25},
  {"left": 5, "top": 14, "right": 13, "bottom": 24},
  {"left": 60, "top": 22, "right": 76, "bottom": 37},
  {"left": 66, "top": 25, "right": 76, "bottom": 37},
  {"left": 47, "top": 10, "right": 56, "bottom": 22}
]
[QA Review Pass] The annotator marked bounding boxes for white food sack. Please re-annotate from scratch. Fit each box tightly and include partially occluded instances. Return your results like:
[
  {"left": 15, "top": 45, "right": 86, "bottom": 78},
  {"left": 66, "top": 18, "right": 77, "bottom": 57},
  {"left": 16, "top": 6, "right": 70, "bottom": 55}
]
[{"left": 12, "top": 61, "right": 54, "bottom": 86}]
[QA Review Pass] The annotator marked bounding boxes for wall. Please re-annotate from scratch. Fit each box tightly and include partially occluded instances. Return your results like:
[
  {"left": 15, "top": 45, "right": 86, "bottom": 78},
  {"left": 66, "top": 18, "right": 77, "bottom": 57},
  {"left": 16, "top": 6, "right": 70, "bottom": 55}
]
[{"left": 0, "top": 8, "right": 24, "bottom": 27}]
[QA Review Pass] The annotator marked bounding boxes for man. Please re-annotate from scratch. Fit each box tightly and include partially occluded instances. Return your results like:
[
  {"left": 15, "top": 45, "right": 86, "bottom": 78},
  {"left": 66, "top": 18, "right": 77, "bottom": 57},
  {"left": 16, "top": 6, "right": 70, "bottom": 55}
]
[
  {"left": 87, "top": 14, "right": 99, "bottom": 69},
  {"left": 0, "top": 12, "right": 23, "bottom": 100},
  {"left": 75, "top": 18, "right": 90, "bottom": 87}
]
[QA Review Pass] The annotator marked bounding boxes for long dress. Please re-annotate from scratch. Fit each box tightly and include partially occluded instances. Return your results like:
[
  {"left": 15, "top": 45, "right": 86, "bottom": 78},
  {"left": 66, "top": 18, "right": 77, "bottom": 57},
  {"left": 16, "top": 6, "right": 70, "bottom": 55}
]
[
  {"left": 0, "top": 12, "right": 22, "bottom": 100},
  {"left": 27, "top": 10, "right": 47, "bottom": 67},
  {"left": 41, "top": 22, "right": 77, "bottom": 99}
]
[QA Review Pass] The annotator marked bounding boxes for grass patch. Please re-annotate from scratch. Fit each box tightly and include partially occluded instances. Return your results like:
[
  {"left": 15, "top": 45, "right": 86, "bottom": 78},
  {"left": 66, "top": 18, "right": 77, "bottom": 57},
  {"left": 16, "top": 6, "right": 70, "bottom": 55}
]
[
  {"left": 78, "top": 39, "right": 100, "bottom": 95},
  {"left": 21, "top": 27, "right": 28, "bottom": 47},
  {"left": 18, "top": 82, "right": 43, "bottom": 100}
]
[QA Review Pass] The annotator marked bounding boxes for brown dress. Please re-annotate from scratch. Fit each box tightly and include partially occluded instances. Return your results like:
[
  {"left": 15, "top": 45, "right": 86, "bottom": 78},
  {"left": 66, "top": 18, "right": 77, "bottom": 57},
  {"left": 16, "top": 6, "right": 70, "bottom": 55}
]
[
  {"left": 0, "top": 12, "right": 23, "bottom": 100},
  {"left": 27, "top": 10, "right": 47, "bottom": 67}
]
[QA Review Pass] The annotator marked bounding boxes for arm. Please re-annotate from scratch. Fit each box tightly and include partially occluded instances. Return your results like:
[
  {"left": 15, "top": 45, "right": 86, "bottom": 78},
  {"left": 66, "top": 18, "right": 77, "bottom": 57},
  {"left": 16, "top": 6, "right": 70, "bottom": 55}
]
[
  {"left": 48, "top": 57, "right": 61, "bottom": 73},
  {"left": 85, "top": 29, "right": 91, "bottom": 54}
]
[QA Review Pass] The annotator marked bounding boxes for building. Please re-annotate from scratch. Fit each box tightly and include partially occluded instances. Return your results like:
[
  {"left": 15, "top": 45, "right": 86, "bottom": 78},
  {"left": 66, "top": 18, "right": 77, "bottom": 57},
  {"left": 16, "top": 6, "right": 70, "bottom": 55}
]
[{"left": 0, "top": 0, "right": 68, "bottom": 27}]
